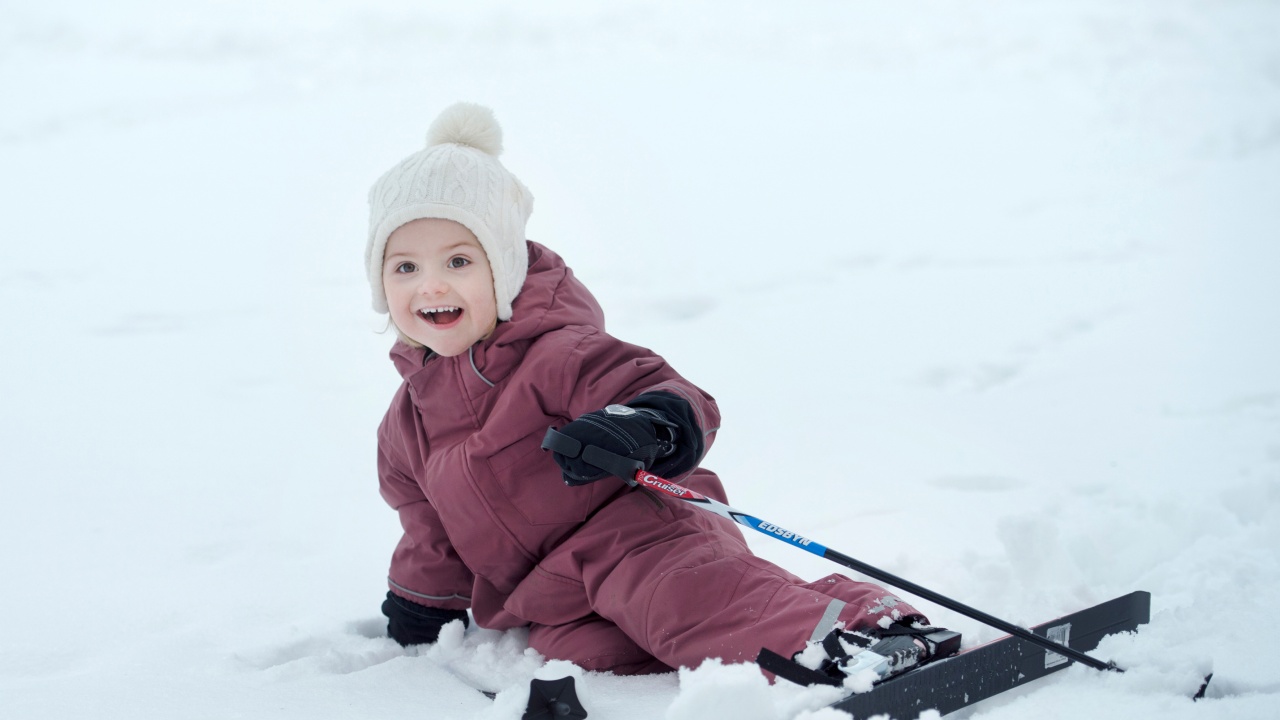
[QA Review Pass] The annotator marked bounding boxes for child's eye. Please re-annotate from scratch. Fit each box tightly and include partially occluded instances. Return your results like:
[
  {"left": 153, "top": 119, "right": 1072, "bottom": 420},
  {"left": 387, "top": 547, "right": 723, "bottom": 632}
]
[
  {"left": 448, "top": 256, "right": 471, "bottom": 269},
  {"left": 396, "top": 262, "right": 416, "bottom": 273}
]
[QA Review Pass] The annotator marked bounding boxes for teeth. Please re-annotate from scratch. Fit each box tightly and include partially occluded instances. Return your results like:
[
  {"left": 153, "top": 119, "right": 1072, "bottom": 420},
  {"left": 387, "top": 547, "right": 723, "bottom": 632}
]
[{"left": 420, "top": 306, "right": 460, "bottom": 314}]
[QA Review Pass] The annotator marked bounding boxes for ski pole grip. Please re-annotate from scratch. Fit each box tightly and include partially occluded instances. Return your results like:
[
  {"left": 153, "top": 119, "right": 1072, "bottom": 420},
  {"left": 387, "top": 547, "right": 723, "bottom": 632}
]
[
  {"left": 540, "top": 427, "right": 642, "bottom": 486},
  {"left": 581, "top": 445, "right": 643, "bottom": 486}
]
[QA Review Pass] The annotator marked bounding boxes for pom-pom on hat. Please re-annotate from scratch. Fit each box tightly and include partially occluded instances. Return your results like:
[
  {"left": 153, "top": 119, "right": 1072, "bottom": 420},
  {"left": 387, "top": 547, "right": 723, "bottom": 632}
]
[{"left": 365, "top": 103, "right": 533, "bottom": 321}]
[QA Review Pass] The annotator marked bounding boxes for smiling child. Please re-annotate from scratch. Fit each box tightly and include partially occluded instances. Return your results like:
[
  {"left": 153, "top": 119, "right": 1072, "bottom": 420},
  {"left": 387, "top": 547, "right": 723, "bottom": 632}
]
[{"left": 363, "top": 103, "right": 949, "bottom": 680}]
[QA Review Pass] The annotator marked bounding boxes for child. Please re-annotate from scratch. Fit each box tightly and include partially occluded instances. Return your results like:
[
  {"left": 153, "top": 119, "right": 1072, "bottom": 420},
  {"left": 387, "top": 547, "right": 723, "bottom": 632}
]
[{"left": 365, "top": 103, "right": 947, "bottom": 679}]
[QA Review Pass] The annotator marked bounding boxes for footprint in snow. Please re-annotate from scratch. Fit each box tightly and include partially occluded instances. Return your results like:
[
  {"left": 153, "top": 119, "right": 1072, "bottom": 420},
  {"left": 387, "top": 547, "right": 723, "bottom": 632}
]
[
  {"left": 649, "top": 295, "right": 716, "bottom": 322},
  {"left": 90, "top": 313, "right": 185, "bottom": 337},
  {"left": 917, "top": 362, "right": 1023, "bottom": 392},
  {"left": 233, "top": 622, "right": 404, "bottom": 676},
  {"left": 927, "top": 475, "right": 1026, "bottom": 492}
]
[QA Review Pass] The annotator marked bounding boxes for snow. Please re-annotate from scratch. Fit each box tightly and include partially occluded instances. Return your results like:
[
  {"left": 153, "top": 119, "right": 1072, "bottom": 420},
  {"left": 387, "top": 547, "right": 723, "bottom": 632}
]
[{"left": 2, "top": 1, "right": 1278, "bottom": 718}]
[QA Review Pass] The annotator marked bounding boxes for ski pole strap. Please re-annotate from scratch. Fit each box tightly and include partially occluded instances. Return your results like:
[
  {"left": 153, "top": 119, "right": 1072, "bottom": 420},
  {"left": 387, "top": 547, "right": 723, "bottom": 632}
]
[
  {"left": 540, "top": 426, "right": 582, "bottom": 458},
  {"left": 540, "top": 427, "right": 643, "bottom": 486}
]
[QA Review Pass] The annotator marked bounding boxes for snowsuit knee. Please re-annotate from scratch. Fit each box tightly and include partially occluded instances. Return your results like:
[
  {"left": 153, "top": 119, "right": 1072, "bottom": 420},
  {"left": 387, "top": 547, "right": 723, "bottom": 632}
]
[{"left": 378, "top": 242, "right": 923, "bottom": 673}]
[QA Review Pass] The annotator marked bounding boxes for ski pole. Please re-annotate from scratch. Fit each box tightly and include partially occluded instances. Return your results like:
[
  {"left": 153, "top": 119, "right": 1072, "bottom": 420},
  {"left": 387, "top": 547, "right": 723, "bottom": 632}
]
[{"left": 541, "top": 428, "right": 1121, "bottom": 674}]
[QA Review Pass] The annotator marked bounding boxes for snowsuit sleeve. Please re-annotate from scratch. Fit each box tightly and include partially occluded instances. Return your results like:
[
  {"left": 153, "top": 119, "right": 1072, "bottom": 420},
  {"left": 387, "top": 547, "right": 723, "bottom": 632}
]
[
  {"left": 377, "top": 385, "right": 474, "bottom": 611},
  {"left": 562, "top": 329, "right": 720, "bottom": 476}
]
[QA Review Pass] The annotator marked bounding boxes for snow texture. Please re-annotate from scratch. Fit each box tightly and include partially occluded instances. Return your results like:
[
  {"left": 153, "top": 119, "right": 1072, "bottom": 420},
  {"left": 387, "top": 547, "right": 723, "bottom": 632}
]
[{"left": 2, "top": 1, "right": 1279, "bottom": 719}]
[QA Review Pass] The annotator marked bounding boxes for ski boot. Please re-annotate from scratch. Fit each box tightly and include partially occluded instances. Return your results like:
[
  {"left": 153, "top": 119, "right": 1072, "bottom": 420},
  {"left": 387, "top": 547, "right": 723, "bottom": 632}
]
[
  {"left": 758, "top": 622, "right": 961, "bottom": 688},
  {"left": 809, "top": 622, "right": 962, "bottom": 684}
]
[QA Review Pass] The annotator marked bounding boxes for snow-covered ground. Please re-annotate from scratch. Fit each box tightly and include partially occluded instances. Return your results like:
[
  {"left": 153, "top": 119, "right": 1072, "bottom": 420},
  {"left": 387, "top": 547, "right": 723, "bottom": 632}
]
[{"left": 3, "top": 1, "right": 1279, "bottom": 718}]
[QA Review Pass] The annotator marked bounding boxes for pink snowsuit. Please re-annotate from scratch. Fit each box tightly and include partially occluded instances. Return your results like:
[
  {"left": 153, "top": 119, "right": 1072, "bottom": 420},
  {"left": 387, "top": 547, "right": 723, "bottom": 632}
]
[{"left": 378, "top": 241, "right": 923, "bottom": 674}]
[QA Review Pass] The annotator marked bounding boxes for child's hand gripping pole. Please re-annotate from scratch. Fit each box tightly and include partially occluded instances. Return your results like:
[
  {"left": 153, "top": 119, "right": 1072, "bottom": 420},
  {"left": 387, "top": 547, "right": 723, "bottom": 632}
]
[
  {"left": 542, "top": 426, "right": 837, "bottom": 555},
  {"left": 539, "top": 426, "right": 1123, "bottom": 675},
  {"left": 540, "top": 425, "right": 645, "bottom": 488}
]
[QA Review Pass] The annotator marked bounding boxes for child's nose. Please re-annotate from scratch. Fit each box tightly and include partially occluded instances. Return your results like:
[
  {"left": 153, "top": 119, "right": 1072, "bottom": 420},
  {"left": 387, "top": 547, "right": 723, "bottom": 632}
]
[{"left": 417, "top": 274, "right": 448, "bottom": 295}]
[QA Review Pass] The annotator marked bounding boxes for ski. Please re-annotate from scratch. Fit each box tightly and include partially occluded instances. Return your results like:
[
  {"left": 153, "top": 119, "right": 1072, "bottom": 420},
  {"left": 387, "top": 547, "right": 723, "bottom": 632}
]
[{"left": 759, "top": 591, "right": 1150, "bottom": 719}]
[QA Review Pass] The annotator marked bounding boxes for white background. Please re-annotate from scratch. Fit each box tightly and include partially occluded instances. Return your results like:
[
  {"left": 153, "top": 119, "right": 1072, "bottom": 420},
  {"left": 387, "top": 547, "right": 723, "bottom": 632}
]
[{"left": 2, "top": 2, "right": 1278, "bottom": 718}]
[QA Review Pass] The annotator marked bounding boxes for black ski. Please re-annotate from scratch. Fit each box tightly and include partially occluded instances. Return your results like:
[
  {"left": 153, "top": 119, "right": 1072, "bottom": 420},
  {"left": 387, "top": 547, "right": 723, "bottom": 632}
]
[{"left": 761, "top": 591, "right": 1150, "bottom": 719}]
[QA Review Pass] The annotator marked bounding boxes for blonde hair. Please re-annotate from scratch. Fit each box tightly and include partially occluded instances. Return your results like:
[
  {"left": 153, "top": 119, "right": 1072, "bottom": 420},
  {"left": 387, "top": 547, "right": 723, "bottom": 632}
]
[{"left": 382, "top": 316, "right": 425, "bottom": 349}]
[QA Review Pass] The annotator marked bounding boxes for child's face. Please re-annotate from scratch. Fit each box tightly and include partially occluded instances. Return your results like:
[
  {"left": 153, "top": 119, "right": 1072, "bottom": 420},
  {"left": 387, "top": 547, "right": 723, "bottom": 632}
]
[{"left": 382, "top": 218, "right": 498, "bottom": 357}]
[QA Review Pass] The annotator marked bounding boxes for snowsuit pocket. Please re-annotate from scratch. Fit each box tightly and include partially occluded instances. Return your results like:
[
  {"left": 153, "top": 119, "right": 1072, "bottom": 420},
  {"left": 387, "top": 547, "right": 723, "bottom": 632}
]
[{"left": 486, "top": 432, "right": 597, "bottom": 526}]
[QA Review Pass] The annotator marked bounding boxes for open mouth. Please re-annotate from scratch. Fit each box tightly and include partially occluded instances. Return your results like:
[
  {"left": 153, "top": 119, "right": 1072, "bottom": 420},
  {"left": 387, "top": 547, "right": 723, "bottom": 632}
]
[{"left": 419, "top": 306, "right": 463, "bottom": 326}]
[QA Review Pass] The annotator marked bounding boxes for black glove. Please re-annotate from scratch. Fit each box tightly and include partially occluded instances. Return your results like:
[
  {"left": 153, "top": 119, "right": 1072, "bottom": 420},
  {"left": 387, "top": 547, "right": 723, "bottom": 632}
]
[
  {"left": 381, "top": 591, "right": 469, "bottom": 646},
  {"left": 550, "top": 392, "right": 703, "bottom": 485}
]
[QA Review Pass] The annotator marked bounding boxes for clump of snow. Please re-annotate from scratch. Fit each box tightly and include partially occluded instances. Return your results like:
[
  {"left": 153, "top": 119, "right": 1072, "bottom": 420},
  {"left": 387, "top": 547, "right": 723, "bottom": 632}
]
[
  {"left": 666, "top": 659, "right": 846, "bottom": 720},
  {"left": 794, "top": 637, "right": 830, "bottom": 671},
  {"left": 422, "top": 621, "right": 544, "bottom": 696},
  {"left": 841, "top": 667, "right": 881, "bottom": 695}
]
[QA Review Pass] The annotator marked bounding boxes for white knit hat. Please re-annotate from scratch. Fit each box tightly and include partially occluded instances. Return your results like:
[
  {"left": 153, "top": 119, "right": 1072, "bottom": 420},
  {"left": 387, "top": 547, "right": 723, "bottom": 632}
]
[{"left": 365, "top": 103, "right": 534, "bottom": 320}]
